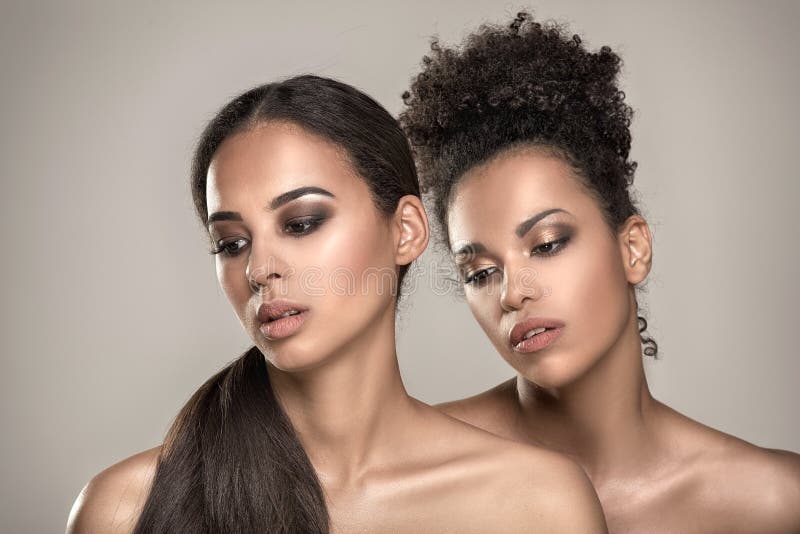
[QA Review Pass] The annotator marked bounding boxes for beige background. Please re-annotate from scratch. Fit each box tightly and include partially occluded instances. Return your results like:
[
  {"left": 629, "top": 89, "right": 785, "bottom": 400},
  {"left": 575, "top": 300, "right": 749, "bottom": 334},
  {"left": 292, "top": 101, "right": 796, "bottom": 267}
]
[{"left": 1, "top": 1, "right": 798, "bottom": 532}]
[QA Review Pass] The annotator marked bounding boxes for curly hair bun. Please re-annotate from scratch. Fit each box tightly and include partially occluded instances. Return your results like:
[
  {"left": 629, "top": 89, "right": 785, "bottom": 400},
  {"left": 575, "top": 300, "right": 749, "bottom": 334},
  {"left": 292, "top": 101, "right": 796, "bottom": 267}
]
[{"left": 400, "top": 11, "right": 638, "bottom": 236}]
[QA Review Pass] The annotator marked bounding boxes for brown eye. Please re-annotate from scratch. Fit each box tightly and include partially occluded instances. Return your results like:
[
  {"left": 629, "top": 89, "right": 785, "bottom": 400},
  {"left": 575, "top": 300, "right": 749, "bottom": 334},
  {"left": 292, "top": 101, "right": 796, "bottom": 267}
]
[
  {"left": 464, "top": 266, "right": 499, "bottom": 286},
  {"left": 284, "top": 216, "right": 325, "bottom": 236},
  {"left": 209, "top": 238, "right": 249, "bottom": 257},
  {"left": 531, "top": 236, "right": 570, "bottom": 257}
]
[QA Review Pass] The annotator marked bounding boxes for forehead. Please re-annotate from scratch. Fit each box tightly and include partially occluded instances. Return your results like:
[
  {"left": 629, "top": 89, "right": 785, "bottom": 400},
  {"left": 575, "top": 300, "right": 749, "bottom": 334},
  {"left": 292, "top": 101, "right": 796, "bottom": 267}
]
[
  {"left": 206, "top": 122, "right": 361, "bottom": 211},
  {"left": 446, "top": 150, "right": 596, "bottom": 243}
]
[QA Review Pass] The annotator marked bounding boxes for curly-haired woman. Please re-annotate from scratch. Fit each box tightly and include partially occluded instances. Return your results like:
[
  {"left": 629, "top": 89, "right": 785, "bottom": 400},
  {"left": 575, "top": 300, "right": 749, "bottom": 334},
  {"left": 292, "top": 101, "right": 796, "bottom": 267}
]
[{"left": 400, "top": 12, "right": 800, "bottom": 533}]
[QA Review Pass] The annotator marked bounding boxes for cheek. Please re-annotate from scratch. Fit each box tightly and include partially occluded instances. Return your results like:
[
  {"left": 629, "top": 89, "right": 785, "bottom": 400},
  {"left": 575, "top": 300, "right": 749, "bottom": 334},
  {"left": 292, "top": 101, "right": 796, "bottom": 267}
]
[
  {"left": 466, "top": 290, "right": 504, "bottom": 340},
  {"left": 216, "top": 260, "right": 250, "bottom": 317},
  {"left": 344, "top": 224, "right": 391, "bottom": 274},
  {"left": 299, "top": 214, "right": 395, "bottom": 301},
  {"left": 562, "top": 239, "right": 629, "bottom": 335}
]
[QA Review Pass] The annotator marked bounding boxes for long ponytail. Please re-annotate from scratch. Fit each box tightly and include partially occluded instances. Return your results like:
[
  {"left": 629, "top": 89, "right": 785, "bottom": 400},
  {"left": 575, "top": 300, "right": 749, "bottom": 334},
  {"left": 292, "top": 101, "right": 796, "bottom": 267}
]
[{"left": 134, "top": 346, "right": 328, "bottom": 532}]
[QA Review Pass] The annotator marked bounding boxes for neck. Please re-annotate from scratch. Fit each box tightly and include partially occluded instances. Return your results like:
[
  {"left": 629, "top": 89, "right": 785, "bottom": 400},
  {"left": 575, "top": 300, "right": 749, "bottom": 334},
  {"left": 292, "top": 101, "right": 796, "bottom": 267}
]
[
  {"left": 267, "top": 302, "right": 417, "bottom": 487},
  {"left": 514, "top": 309, "right": 663, "bottom": 481}
]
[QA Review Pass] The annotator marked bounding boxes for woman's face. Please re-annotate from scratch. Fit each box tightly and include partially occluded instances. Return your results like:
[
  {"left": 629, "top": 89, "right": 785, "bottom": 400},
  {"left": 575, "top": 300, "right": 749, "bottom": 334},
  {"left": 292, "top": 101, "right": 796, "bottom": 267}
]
[
  {"left": 446, "top": 147, "right": 639, "bottom": 389},
  {"left": 205, "top": 122, "right": 400, "bottom": 372}
]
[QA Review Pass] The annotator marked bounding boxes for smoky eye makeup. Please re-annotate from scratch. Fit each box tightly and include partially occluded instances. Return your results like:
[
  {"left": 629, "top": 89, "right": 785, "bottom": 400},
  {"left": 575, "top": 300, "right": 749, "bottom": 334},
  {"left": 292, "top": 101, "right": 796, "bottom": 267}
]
[
  {"left": 279, "top": 201, "right": 333, "bottom": 236},
  {"left": 527, "top": 223, "right": 575, "bottom": 257},
  {"left": 206, "top": 199, "right": 335, "bottom": 255},
  {"left": 280, "top": 198, "right": 333, "bottom": 219},
  {"left": 462, "top": 263, "right": 500, "bottom": 286},
  {"left": 207, "top": 225, "right": 242, "bottom": 254},
  {"left": 283, "top": 213, "right": 327, "bottom": 236},
  {"left": 208, "top": 232, "right": 248, "bottom": 258}
]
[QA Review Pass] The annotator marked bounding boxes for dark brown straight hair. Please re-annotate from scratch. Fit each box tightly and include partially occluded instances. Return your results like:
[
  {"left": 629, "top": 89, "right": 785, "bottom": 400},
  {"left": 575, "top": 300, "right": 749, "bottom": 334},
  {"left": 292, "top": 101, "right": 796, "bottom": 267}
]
[{"left": 134, "top": 75, "right": 420, "bottom": 533}]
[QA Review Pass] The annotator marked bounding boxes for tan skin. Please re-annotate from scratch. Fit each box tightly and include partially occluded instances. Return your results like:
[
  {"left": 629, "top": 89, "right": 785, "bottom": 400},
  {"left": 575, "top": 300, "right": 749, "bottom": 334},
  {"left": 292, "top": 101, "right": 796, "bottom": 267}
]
[
  {"left": 439, "top": 145, "right": 800, "bottom": 533},
  {"left": 66, "top": 124, "right": 607, "bottom": 533}
]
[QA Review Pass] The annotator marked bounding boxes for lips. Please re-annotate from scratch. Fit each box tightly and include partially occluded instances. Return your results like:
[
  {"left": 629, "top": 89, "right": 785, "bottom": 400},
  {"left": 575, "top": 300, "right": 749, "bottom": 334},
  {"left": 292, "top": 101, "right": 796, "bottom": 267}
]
[
  {"left": 257, "top": 300, "right": 309, "bottom": 340},
  {"left": 509, "top": 317, "right": 565, "bottom": 348},
  {"left": 257, "top": 299, "right": 308, "bottom": 324}
]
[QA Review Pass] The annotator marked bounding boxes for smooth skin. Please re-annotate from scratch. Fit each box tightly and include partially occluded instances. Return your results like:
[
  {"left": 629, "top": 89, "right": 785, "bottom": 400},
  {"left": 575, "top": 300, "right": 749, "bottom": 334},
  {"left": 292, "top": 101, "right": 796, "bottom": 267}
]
[
  {"left": 439, "top": 145, "right": 800, "bottom": 534},
  {"left": 66, "top": 124, "right": 607, "bottom": 533}
]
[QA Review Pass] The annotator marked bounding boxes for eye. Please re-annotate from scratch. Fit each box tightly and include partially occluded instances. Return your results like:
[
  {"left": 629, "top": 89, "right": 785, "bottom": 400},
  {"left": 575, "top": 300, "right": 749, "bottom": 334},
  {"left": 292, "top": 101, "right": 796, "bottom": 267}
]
[
  {"left": 464, "top": 266, "right": 499, "bottom": 286},
  {"left": 209, "top": 238, "right": 249, "bottom": 258},
  {"left": 284, "top": 216, "right": 325, "bottom": 236},
  {"left": 531, "top": 236, "right": 570, "bottom": 257}
]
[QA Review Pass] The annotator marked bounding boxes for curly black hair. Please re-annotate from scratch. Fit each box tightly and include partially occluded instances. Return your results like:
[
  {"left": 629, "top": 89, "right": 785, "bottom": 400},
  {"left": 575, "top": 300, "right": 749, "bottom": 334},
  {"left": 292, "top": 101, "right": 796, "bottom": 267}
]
[{"left": 399, "top": 11, "right": 657, "bottom": 357}]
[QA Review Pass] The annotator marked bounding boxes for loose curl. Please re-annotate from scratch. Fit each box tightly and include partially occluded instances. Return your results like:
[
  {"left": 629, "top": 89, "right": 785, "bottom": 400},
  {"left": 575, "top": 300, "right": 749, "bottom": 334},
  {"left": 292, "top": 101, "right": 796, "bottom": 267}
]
[{"left": 400, "top": 11, "right": 658, "bottom": 358}]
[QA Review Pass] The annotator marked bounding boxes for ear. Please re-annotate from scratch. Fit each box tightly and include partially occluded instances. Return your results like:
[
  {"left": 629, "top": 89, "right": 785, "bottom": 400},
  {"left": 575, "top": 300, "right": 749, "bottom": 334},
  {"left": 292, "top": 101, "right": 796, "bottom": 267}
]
[
  {"left": 618, "top": 215, "right": 653, "bottom": 285},
  {"left": 392, "top": 195, "right": 430, "bottom": 266}
]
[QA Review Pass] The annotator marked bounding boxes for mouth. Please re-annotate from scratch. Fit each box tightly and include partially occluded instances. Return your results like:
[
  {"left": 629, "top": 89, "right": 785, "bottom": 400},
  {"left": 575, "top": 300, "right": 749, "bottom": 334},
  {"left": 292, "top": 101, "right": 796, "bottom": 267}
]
[
  {"left": 265, "top": 310, "right": 302, "bottom": 322},
  {"left": 509, "top": 317, "right": 564, "bottom": 353},
  {"left": 257, "top": 300, "right": 309, "bottom": 340}
]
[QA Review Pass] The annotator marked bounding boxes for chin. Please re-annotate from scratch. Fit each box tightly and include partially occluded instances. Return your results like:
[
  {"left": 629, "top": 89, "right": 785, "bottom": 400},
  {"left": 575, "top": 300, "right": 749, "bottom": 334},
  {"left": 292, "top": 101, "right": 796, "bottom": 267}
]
[
  {"left": 264, "top": 352, "right": 327, "bottom": 373},
  {"left": 255, "top": 338, "right": 329, "bottom": 373},
  {"left": 524, "top": 372, "right": 582, "bottom": 390},
  {"left": 510, "top": 352, "right": 591, "bottom": 390}
]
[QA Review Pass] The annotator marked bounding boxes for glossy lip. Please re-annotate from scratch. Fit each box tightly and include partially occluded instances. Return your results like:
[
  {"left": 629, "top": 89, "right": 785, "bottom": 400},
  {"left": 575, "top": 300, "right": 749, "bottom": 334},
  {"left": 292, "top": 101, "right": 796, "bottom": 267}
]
[
  {"left": 257, "top": 299, "right": 309, "bottom": 323},
  {"left": 257, "top": 299, "right": 309, "bottom": 340},
  {"left": 508, "top": 316, "right": 565, "bottom": 348}
]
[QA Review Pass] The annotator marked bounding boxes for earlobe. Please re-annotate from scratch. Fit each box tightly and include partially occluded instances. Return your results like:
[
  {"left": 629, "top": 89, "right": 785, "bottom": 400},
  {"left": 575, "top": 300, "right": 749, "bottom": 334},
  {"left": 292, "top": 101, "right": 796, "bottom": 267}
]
[
  {"left": 620, "top": 215, "right": 653, "bottom": 285},
  {"left": 394, "top": 195, "right": 430, "bottom": 266}
]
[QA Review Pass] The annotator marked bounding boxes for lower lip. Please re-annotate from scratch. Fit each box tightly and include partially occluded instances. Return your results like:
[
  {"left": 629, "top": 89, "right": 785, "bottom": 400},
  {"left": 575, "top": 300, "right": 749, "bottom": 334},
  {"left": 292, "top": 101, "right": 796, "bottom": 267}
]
[
  {"left": 513, "top": 328, "right": 562, "bottom": 353},
  {"left": 259, "top": 311, "right": 307, "bottom": 339}
]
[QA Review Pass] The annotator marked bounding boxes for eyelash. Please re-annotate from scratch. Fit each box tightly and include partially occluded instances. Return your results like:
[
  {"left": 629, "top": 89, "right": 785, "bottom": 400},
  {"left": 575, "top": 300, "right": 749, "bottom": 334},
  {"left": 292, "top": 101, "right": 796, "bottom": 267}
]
[
  {"left": 208, "top": 216, "right": 326, "bottom": 257},
  {"left": 464, "top": 266, "right": 498, "bottom": 286},
  {"left": 463, "top": 236, "right": 571, "bottom": 286},
  {"left": 532, "top": 236, "right": 570, "bottom": 257},
  {"left": 283, "top": 215, "right": 326, "bottom": 236},
  {"left": 209, "top": 238, "right": 248, "bottom": 258}
]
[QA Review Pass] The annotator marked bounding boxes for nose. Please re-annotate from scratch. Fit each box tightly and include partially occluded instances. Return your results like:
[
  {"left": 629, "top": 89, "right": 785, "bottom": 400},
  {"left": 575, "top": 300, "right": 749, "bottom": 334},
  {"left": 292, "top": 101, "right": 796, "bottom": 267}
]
[
  {"left": 245, "top": 242, "right": 291, "bottom": 295},
  {"left": 499, "top": 259, "right": 543, "bottom": 312}
]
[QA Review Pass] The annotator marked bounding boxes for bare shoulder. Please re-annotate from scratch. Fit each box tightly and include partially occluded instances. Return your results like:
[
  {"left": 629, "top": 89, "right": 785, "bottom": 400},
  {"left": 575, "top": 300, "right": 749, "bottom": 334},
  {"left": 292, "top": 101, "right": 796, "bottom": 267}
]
[
  {"left": 435, "top": 377, "right": 517, "bottom": 438},
  {"left": 422, "top": 405, "right": 606, "bottom": 533},
  {"left": 65, "top": 445, "right": 161, "bottom": 534},
  {"left": 486, "top": 441, "right": 607, "bottom": 532},
  {"left": 705, "top": 439, "right": 800, "bottom": 531},
  {"left": 666, "top": 408, "right": 800, "bottom": 531}
]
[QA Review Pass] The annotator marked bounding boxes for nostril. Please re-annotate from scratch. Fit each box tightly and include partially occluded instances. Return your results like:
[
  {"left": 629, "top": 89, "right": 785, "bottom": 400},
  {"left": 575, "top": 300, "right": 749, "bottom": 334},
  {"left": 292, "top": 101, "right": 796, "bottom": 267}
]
[
  {"left": 248, "top": 277, "right": 263, "bottom": 293},
  {"left": 248, "top": 271, "right": 283, "bottom": 295},
  {"left": 247, "top": 265, "right": 281, "bottom": 283}
]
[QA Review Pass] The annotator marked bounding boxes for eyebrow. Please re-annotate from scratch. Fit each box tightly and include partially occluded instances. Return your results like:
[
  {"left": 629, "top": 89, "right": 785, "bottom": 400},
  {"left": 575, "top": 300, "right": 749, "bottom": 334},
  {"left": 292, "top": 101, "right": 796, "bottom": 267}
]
[
  {"left": 206, "top": 186, "right": 335, "bottom": 227},
  {"left": 451, "top": 208, "right": 572, "bottom": 258},
  {"left": 453, "top": 242, "right": 487, "bottom": 259},
  {"left": 269, "top": 186, "right": 334, "bottom": 209},
  {"left": 515, "top": 208, "right": 571, "bottom": 237}
]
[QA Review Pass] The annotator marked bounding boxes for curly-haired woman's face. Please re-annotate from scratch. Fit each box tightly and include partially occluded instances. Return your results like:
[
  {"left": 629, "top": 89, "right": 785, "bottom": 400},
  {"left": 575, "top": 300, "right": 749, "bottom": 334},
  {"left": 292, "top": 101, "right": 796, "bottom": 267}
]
[
  {"left": 447, "top": 148, "right": 639, "bottom": 389},
  {"left": 205, "top": 122, "right": 400, "bottom": 372}
]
